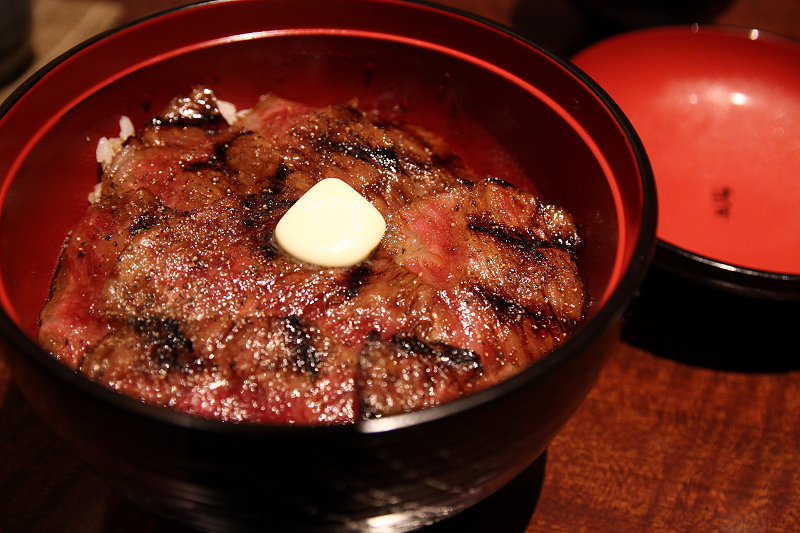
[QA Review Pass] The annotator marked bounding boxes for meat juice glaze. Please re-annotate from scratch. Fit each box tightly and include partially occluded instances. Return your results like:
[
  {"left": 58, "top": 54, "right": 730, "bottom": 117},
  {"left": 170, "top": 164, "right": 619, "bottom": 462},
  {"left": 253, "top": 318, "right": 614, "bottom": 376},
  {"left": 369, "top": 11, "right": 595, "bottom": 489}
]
[{"left": 37, "top": 87, "right": 586, "bottom": 424}]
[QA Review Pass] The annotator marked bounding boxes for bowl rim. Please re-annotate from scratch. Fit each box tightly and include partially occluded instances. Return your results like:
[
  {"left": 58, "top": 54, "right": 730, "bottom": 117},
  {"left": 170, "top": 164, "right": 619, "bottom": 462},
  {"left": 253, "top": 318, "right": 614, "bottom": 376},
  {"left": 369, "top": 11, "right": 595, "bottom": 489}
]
[
  {"left": 655, "top": 240, "right": 800, "bottom": 301},
  {"left": 0, "top": 0, "right": 657, "bottom": 435},
  {"left": 572, "top": 24, "right": 800, "bottom": 301}
]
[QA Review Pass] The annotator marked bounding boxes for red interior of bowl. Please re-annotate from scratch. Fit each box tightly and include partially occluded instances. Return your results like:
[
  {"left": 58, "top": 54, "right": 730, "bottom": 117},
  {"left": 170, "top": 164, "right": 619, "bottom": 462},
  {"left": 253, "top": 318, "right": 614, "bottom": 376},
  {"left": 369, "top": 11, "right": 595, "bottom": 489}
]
[
  {"left": 574, "top": 25, "right": 800, "bottom": 275},
  {"left": 0, "top": 0, "right": 648, "bottom": 342}
]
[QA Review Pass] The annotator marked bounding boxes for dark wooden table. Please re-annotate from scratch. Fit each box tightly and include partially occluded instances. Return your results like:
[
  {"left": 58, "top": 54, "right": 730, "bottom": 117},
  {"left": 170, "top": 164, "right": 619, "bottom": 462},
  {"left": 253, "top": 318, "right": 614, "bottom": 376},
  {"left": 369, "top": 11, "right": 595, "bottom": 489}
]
[{"left": 2, "top": 1, "right": 799, "bottom": 532}]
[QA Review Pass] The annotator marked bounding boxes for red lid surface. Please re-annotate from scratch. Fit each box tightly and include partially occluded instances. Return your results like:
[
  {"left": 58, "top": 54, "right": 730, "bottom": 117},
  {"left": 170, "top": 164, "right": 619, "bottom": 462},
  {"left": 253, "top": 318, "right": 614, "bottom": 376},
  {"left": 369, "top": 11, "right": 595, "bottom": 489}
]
[{"left": 574, "top": 25, "right": 800, "bottom": 276}]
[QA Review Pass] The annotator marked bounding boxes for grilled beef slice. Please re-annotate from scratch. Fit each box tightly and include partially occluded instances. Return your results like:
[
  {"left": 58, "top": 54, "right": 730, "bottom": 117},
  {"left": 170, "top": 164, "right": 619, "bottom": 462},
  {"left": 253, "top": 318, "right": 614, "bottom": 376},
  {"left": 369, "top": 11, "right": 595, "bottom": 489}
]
[{"left": 38, "top": 87, "right": 586, "bottom": 423}]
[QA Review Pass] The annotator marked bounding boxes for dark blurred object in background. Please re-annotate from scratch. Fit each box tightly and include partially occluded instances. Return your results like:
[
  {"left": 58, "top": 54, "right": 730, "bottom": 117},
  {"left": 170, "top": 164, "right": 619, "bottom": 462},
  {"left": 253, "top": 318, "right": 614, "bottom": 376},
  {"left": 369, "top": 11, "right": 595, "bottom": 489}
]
[
  {"left": 513, "top": 0, "right": 732, "bottom": 57},
  {"left": 0, "top": 0, "right": 33, "bottom": 86}
]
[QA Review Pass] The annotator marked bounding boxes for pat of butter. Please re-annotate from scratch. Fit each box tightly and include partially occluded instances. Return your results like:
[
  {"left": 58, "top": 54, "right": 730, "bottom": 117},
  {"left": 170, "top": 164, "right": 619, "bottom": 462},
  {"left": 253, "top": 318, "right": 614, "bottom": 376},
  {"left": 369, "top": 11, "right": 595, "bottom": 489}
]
[{"left": 275, "top": 178, "right": 386, "bottom": 267}]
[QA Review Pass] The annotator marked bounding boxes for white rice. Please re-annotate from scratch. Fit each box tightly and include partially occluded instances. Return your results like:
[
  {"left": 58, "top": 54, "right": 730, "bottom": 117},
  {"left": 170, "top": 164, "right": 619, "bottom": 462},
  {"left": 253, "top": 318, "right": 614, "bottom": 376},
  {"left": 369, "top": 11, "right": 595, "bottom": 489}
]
[
  {"left": 217, "top": 99, "right": 240, "bottom": 125},
  {"left": 87, "top": 182, "right": 103, "bottom": 204},
  {"left": 95, "top": 116, "right": 134, "bottom": 168},
  {"left": 91, "top": 115, "right": 134, "bottom": 203}
]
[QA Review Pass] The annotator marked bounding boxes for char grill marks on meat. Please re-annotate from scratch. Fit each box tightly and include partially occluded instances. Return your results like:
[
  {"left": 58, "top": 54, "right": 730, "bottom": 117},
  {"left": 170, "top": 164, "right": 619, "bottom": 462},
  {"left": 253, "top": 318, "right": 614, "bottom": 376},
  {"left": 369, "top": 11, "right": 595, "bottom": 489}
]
[{"left": 38, "top": 87, "right": 586, "bottom": 424}]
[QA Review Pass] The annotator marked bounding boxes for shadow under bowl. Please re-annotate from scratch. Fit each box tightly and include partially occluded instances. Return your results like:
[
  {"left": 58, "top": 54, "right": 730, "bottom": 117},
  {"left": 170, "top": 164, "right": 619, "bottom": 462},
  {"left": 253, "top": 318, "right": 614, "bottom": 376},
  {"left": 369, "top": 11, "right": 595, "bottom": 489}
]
[{"left": 0, "top": 1, "right": 656, "bottom": 531}]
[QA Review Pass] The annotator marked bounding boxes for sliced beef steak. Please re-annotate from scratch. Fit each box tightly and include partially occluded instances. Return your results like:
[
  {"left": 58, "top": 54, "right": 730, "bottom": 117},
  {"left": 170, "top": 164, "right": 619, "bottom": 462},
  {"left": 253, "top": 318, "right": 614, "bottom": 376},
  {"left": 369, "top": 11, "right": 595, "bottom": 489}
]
[{"left": 38, "top": 87, "right": 586, "bottom": 423}]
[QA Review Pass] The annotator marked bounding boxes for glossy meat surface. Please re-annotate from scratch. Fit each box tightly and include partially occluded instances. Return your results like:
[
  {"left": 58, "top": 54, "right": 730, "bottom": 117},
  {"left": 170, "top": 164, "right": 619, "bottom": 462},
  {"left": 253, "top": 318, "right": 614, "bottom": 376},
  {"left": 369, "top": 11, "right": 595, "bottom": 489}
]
[{"left": 38, "top": 88, "right": 586, "bottom": 423}]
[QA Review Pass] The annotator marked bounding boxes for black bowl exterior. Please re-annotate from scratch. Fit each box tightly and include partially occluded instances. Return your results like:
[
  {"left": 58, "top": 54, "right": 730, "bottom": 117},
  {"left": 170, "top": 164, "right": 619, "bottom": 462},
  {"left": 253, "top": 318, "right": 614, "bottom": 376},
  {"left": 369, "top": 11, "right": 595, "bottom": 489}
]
[
  {"left": 0, "top": 0, "right": 656, "bottom": 531},
  {"left": 654, "top": 241, "right": 800, "bottom": 302},
  {"left": 622, "top": 262, "right": 800, "bottom": 373}
]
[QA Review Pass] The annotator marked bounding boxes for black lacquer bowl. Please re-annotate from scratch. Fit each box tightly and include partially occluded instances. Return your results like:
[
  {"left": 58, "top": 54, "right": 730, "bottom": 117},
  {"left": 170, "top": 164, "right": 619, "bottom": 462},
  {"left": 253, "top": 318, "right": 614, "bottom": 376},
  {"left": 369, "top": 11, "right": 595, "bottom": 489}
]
[
  {"left": 0, "top": 1, "right": 656, "bottom": 531},
  {"left": 574, "top": 26, "right": 800, "bottom": 371}
]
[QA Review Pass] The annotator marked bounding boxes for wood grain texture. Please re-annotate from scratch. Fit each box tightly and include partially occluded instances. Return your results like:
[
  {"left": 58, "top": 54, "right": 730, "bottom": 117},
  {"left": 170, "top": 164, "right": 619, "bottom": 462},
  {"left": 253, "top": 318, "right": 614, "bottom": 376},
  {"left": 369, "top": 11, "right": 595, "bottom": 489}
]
[
  {"left": 2, "top": 0, "right": 800, "bottom": 531},
  {"left": 531, "top": 343, "right": 800, "bottom": 532}
]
